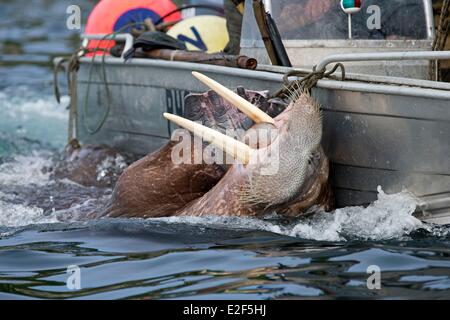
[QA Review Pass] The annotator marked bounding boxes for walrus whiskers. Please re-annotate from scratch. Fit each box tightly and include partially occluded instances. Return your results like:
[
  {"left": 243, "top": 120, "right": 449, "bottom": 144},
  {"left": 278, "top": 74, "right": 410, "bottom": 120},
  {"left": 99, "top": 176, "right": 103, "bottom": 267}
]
[
  {"left": 163, "top": 112, "right": 254, "bottom": 164},
  {"left": 192, "top": 71, "right": 275, "bottom": 125}
]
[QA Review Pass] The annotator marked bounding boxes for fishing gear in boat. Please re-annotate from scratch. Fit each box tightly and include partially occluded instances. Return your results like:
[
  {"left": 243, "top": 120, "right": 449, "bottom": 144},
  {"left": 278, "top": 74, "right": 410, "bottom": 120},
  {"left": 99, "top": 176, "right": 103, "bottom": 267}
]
[
  {"left": 122, "top": 31, "right": 187, "bottom": 61},
  {"left": 112, "top": 22, "right": 256, "bottom": 69},
  {"left": 271, "top": 63, "right": 346, "bottom": 99},
  {"left": 136, "top": 49, "right": 257, "bottom": 69},
  {"left": 55, "top": 22, "right": 150, "bottom": 140},
  {"left": 84, "top": 0, "right": 182, "bottom": 54}
]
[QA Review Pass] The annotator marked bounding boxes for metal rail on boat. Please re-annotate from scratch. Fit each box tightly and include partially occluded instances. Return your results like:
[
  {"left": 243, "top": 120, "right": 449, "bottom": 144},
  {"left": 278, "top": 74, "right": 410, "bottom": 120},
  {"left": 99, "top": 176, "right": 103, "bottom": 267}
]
[
  {"left": 81, "top": 33, "right": 134, "bottom": 59},
  {"left": 316, "top": 51, "right": 450, "bottom": 71},
  {"left": 257, "top": 65, "right": 450, "bottom": 91},
  {"left": 74, "top": 55, "right": 450, "bottom": 101}
]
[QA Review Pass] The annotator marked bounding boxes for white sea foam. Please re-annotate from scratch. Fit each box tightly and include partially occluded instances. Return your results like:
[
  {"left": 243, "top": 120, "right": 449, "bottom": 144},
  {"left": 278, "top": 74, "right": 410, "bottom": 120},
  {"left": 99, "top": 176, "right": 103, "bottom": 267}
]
[
  {"left": 0, "top": 89, "right": 68, "bottom": 149},
  {"left": 156, "top": 187, "right": 424, "bottom": 241},
  {"left": 96, "top": 155, "right": 128, "bottom": 183},
  {"left": 0, "top": 152, "right": 55, "bottom": 226},
  {"left": 0, "top": 151, "right": 437, "bottom": 241},
  {"left": 1, "top": 92, "right": 69, "bottom": 121},
  {"left": 0, "top": 152, "right": 52, "bottom": 186},
  {"left": 0, "top": 200, "right": 58, "bottom": 227}
]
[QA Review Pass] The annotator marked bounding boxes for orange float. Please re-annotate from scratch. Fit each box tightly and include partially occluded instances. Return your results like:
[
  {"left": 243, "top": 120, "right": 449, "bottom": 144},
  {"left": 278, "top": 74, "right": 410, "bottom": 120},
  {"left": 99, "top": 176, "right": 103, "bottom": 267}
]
[{"left": 85, "top": 0, "right": 181, "bottom": 54}]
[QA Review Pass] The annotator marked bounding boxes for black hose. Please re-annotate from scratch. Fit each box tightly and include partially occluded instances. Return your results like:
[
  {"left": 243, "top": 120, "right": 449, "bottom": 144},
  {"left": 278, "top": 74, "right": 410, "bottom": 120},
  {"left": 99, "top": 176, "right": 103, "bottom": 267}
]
[{"left": 154, "top": 4, "right": 225, "bottom": 25}]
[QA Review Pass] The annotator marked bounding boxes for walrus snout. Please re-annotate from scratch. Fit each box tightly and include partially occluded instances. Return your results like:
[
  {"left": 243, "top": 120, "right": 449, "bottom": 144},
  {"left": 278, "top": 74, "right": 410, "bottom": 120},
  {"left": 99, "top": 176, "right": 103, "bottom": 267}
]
[{"left": 162, "top": 72, "right": 333, "bottom": 217}]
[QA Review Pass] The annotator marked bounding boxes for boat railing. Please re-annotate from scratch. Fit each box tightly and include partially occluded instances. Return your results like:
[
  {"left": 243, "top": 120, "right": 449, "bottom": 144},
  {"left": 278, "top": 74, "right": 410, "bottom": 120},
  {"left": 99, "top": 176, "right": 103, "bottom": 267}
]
[
  {"left": 316, "top": 51, "right": 450, "bottom": 72},
  {"left": 257, "top": 64, "right": 450, "bottom": 92},
  {"left": 73, "top": 34, "right": 450, "bottom": 99},
  {"left": 81, "top": 33, "right": 134, "bottom": 59}
]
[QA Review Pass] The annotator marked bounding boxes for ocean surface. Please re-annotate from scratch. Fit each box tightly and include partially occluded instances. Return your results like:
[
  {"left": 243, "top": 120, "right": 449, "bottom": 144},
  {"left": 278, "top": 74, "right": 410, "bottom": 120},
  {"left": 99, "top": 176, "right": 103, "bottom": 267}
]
[{"left": 0, "top": 0, "right": 450, "bottom": 300}]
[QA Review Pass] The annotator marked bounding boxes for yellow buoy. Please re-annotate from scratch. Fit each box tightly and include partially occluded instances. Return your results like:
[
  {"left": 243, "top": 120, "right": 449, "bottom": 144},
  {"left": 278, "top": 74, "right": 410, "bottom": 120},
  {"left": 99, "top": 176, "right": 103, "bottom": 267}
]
[{"left": 167, "top": 15, "right": 229, "bottom": 53}]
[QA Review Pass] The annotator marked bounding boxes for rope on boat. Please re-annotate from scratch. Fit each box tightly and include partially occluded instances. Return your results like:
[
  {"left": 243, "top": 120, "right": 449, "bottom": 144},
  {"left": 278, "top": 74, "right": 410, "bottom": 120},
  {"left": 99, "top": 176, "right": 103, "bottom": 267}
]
[
  {"left": 54, "top": 22, "right": 152, "bottom": 141},
  {"left": 429, "top": 0, "right": 450, "bottom": 81},
  {"left": 53, "top": 48, "right": 85, "bottom": 142},
  {"left": 82, "top": 22, "right": 157, "bottom": 135},
  {"left": 271, "top": 63, "right": 346, "bottom": 99},
  {"left": 55, "top": 19, "right": 345, "bottom": 139}
]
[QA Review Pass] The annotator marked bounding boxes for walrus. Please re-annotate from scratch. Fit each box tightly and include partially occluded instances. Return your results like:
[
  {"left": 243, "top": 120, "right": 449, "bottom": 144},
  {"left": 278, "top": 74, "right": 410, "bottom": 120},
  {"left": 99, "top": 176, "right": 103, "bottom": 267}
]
[
  {"left": 104, "top": 72, "right": 333, "bottom": 218},
  {"left": 51, "top": 139, "right": 129, "bottom": 188},
  {"left": 105, "top": 85, "right": 285, "bottom": 218}
]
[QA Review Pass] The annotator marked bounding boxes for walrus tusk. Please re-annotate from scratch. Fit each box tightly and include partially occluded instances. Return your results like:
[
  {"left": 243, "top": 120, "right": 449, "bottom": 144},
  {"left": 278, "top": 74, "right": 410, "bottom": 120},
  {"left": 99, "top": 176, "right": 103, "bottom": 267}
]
[
  {"left": 164, "top": 112, "right": 254, "bottom": 164},
  {"left": 192, "top": 71, "right": 275, "bottom": 125}
]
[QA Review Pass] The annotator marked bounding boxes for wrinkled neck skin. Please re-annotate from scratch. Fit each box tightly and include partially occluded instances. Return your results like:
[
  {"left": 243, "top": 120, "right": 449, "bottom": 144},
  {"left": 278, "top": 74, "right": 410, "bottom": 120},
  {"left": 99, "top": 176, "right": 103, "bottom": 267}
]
[
  {"left": 177, "top": 149, "right": 330, "bottom": 217},
  {"left": 178, "top": 163, "right": 254, "bottom": 216},
  {"left": 176, "top": 93, "right": 333, "bottom": 217}
]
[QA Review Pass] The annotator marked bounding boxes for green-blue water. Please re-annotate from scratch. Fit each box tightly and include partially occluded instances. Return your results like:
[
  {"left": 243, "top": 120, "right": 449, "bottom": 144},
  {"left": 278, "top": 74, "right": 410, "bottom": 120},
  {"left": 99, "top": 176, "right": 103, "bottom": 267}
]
[{"left": 0, "top": 0, "right": 449, "bottom": 300}]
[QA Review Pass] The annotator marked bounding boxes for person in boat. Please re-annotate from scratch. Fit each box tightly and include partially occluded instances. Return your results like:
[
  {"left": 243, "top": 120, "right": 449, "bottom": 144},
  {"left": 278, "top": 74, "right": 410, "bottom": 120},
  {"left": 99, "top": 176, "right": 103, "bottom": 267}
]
[
  {"left": 223, "top": 0, "right": 244, "bottom": 55},
  {"left": 276, "top": 0, "right": 428, "bottom": 40}
]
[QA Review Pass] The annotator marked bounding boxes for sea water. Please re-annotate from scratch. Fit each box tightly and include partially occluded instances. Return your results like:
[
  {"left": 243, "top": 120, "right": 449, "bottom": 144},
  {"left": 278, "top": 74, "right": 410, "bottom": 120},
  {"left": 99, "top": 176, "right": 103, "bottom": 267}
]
[{"left": 0, "top": 0, "right": 449, "bottom": 300}]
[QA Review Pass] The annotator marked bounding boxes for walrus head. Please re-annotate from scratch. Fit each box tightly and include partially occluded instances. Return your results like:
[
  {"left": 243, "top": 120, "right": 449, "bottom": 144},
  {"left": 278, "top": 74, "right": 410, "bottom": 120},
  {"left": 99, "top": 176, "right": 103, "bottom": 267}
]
[
  {"left": 164, "top": 72, "right": 333, "bottom": 217},
  {"left": 104, "top": 84, "right": 285, "bottom": 218}
]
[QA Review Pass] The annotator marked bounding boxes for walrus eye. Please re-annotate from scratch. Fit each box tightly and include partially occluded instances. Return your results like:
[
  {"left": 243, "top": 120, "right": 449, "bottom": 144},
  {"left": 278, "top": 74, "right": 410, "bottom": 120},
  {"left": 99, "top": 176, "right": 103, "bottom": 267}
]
[{"left": 192, "top": 72, "right": 274, "bottom": 125}]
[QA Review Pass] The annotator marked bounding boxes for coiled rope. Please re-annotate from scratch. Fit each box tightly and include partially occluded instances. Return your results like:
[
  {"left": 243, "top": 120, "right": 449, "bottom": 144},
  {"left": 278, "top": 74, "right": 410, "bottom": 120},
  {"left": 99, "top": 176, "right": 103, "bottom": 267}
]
[
  {"left": 54, "top": 22, "right": 149, "bottom": 142},
  {"left": 271, "top": 63, "right": 345, "bottom": 99}
]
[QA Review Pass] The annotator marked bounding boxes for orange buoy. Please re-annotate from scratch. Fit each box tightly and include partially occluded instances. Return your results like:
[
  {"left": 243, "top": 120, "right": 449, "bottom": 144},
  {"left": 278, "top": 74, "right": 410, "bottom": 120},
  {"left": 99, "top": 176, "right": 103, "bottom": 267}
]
[{"left": 85, "top": 0, "right": 181, "bottom": 54}]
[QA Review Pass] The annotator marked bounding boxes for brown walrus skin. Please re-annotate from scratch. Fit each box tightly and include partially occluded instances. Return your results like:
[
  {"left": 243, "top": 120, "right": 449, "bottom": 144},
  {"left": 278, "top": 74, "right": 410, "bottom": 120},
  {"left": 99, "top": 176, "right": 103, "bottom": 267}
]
[
  {"left": 104, "top": 85, "right": 333, "bottom": 218},
  {"left": 104, "top": 88, "right": 285, "bottom": 218},
  {"left": 103, "top": 140, "right": 226, "bottom": 218},
  {"left": 174, "top": 93, "right": 334, "bottom": 217},
  {"left": 51, "top": 139, "right": 129, "bottom": 188}
]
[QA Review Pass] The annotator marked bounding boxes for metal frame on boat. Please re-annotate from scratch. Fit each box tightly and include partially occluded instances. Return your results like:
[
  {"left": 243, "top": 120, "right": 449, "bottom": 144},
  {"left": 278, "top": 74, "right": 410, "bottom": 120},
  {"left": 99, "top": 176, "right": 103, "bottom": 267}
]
[{"left": 241, "top": 0, "right": 437, "bottom": 78}]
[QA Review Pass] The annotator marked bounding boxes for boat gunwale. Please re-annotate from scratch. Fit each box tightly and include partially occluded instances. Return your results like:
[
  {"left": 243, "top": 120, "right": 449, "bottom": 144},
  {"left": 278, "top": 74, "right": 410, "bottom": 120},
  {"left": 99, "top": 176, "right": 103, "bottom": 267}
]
[{"left": 71, "top": 56, "right": 450, "bottom": 101}]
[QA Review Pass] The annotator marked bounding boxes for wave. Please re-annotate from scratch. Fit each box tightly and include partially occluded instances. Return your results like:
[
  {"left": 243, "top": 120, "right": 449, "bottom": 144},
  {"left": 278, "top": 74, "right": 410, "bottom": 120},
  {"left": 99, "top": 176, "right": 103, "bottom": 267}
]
[
  {"left": 155, "top": 187, "right": 427, "bottom": 241},
  {"left": 0, "top": 148, "right": 440, "bottom": 241},
  {"left": 0, "top": 87, "right": 68, "bottom": 151}
]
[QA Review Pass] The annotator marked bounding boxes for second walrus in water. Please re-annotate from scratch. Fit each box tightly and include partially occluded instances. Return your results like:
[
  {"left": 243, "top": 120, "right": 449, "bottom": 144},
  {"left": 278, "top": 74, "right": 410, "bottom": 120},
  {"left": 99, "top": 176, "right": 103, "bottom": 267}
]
[{"left": 105, "top": 72, "right": 333, "bottom": 218}]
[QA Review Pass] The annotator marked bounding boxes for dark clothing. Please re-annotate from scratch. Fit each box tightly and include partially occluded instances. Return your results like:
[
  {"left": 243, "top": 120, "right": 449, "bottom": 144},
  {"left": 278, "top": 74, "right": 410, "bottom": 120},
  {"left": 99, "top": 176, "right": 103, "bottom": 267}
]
[{"left": 223, "top": 0, "right": 243, "bottom": 54}]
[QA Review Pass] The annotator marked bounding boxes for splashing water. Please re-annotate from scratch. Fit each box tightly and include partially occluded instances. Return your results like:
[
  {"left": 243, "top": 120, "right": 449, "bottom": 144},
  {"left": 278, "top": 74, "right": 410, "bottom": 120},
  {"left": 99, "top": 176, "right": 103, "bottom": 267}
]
[
  {"left": 0, "top": 152, "right": 52, "bottom": 186},
  {"left": 0, "top": 198, "right": 58, "bottom": 227},
  {"left": 0, "top": 150, "right": 426, "bottom": 240},
  {"left": 157, "top": 187, "right": 423, "bottom": 241},
  {"left": 0, "top": 92, "right": 438, "bottom": 241},
  {"left": 0, "top": 151, "right": 114, "bottom": 227},
  {"left": 0, "top": 153, "right": 55, "bottom": 227},
  {"left": 0, "top": 88, "right": 68, "bottom": 152},
  {"left": 96, "top": 155, "right": 128, "bottom": 184},
  {"left": 0, "top": 122, "right": 436, "bottom": 241},
  {"left": 2, "top": 0, "right": 450, "bottom": 299},
  {"left": 290, "top": 187, "right": 422, "bottom": 241}
]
